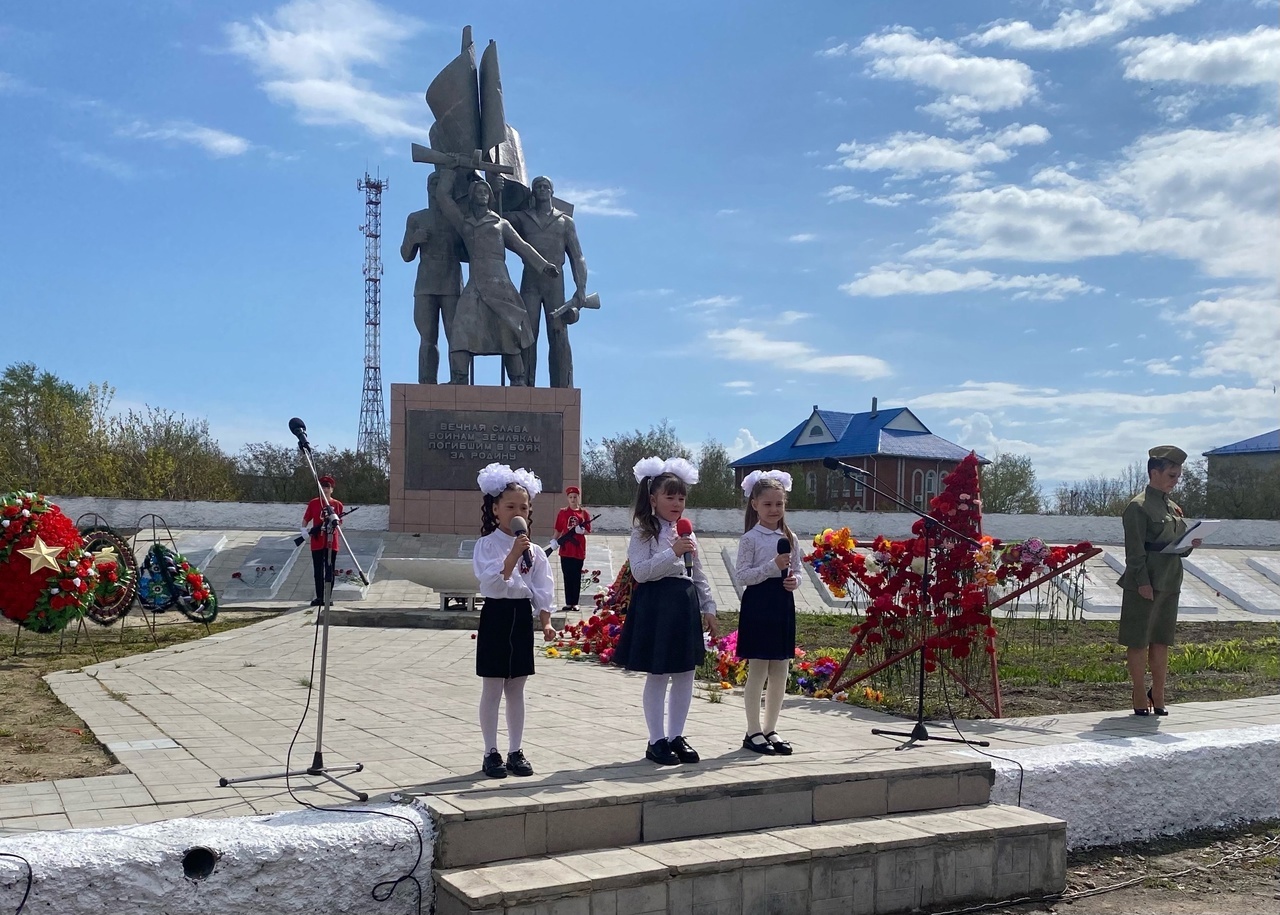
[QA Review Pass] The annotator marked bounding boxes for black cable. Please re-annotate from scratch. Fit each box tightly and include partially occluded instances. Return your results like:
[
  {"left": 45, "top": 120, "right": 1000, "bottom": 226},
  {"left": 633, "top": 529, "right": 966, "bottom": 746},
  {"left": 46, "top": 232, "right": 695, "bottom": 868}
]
[
  {"left": 939, "top": 666, "right": 1026, "bottom": 808},
  {"left": 273, "top": 599, "right": 426, "bottom": 914},
  {"left": 0, "top": 852, "right": 32, "bottom": 914}
]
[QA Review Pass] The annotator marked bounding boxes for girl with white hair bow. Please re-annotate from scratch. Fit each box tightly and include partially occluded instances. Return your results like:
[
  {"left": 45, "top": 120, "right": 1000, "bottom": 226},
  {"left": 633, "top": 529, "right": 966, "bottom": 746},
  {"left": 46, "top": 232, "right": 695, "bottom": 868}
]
[{"left": 612, "top": 456, "right": 718, "bottom": 767}]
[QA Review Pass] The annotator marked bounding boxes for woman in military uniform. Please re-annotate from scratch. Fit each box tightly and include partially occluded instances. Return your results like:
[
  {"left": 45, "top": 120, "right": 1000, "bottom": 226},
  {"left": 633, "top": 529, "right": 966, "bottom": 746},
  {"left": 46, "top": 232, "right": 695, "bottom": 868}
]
[{"left": 1117, "top": 445, "right": 1203, "bottom": 716}]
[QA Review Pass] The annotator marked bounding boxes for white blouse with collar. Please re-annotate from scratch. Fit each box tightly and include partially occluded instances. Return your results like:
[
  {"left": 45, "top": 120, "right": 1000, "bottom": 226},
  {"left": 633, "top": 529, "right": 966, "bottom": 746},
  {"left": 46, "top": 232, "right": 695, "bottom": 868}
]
[
  {"left": 735, "top": 523, "right": 803, "bottom": 588},
  {"left": 627, "top": 518, "right": 717, "bottom": 616},
  {"left": 472, "top": 528, "right": 555, "bottom": 617}
]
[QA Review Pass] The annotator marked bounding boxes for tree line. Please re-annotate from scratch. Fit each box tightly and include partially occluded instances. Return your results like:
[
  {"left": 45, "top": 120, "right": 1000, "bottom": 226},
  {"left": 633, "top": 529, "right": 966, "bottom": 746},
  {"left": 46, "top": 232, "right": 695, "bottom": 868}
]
[
  {"left": 0, "top": 363, "right": 389, "bottom": 505},
  {"left": 4, "top": 363, "right": 1276, "bottom": 518}
]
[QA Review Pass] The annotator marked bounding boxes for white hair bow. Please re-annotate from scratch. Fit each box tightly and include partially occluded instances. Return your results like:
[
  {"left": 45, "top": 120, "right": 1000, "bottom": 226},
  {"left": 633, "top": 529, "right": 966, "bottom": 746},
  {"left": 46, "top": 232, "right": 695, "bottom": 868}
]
[
  {"left": 632, "top": 456, "right": 700, "bottom": 486},
  {"left": 741, "top": 469, "right": 793, "bottom": 497},
  {"left": 477, "top": 463, "right": 543, "bottom": 499}
]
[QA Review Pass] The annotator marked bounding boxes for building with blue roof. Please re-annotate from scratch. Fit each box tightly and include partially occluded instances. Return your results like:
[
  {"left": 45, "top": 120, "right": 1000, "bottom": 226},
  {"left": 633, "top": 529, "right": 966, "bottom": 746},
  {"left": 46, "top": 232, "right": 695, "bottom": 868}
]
[
  {"left": 1204, "top": 429, "right": 1280, "bottom": 476},
  {"left": 730, "top": 398, "right": 983, "bottom": 512}
]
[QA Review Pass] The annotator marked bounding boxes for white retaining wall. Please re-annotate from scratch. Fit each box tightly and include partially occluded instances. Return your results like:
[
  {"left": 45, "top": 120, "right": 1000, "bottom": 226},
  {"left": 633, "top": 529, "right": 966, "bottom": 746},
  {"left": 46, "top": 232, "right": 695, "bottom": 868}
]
[
  {"left": 49, "top": 496, "right": 1280, "bottom": 545},
  {"left": 0, "top": 802, "right": 433, "bottom": 915},
  {"left": 984, "top": 724, "right": 1280, "bottom": 849}
]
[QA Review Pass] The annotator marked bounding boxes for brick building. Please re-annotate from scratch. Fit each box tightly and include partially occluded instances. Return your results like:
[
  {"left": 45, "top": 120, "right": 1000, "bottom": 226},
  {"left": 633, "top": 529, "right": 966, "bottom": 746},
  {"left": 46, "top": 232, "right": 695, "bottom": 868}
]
[
  {"left": 730, "top": 400, "right": 983, "bottom": 512},
  {"left": 1203, "top": 429, "right": 1280, "bottom": 476}
]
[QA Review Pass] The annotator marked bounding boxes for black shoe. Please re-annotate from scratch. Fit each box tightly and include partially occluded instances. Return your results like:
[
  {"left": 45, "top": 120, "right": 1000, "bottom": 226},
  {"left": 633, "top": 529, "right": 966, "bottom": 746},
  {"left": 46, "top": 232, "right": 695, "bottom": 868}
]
[
  {"left": 506, "top": 749, "right": 534, "bottom": 777},
  {"left": 668, "top": 736, "right": 700, "bottom": 764},
  {"left": 1133, "top": 708, "right": 1150, "bottom": 716},
  {"left": 1148, "top": 688, "right": 1168, "bottom": 716},
  {"left": 742, "top": 732, "right": 776, "bottom": 755},
  {"left": 764, "top": 731, "right": 793, "bottom": 755},
  {"left": 482, "top": 750, "right": 507, "bottom": 778},
  {"left": 645, "top": 739, "right": 679, "bottom": 766},
  {"left": 310, "top": 598, "right": 323, "bottom": 607}
]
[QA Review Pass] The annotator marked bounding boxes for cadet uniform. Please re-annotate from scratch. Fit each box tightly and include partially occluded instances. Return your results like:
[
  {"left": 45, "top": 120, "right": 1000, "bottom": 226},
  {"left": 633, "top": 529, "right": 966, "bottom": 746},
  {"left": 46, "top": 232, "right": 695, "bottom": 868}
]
[{"left": 1117, "top": 446, "right": 1193, "bottom": 647}]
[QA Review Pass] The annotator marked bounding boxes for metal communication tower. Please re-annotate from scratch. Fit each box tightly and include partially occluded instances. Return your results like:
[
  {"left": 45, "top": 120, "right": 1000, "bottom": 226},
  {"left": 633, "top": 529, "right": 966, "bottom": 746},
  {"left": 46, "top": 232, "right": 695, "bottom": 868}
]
[{"left": 356, "top": 172, "right": 390, "bottom": 467}]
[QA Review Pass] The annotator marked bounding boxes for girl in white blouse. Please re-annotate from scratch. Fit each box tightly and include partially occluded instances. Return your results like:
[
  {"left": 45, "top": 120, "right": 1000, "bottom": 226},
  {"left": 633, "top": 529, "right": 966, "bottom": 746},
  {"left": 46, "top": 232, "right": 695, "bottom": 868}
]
[
  {"left": 613, "top": 457, "right": 718, "bottom": 766},
  {"left": 472, "top": 464, "right": 557, "bottom": 779},
  {"left": 735, "top": 470, "right": 801, "bottom": 755}
]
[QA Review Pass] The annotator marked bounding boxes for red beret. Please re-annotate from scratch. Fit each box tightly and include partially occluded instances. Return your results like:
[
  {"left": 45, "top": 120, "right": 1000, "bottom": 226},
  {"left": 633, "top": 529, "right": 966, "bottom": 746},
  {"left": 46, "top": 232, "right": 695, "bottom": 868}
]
[
  {"left": 319, "top": 475, "right": 336, "bottom": 486},
  {"left": 565, "top": 486, "right": 580, "bottom": 495}
]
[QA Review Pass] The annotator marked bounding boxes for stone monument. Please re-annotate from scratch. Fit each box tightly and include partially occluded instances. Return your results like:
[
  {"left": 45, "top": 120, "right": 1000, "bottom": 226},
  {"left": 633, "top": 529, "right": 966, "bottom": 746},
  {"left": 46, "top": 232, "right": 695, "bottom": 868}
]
[{"left": 390, "top": 26, "right": 590, "bottom": 536}]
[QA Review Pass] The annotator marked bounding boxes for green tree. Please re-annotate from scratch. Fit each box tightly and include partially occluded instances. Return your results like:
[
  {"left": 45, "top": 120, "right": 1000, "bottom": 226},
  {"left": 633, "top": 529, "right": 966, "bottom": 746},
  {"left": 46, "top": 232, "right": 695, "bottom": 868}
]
[
  {"left": 0, "top": 362, "right": 114, "bottom": 495},
  {"left": 107, "top": 407, "right": 238, "bottom": 500},
  {"left": 688, "top": 438, "right": 737, "bottom": 508},
  {"left": 978, "top": 453, "right": 1042, "bottom": 514},
  {"left": 583, "top": 419, "right": 691, "bottom": 505}
]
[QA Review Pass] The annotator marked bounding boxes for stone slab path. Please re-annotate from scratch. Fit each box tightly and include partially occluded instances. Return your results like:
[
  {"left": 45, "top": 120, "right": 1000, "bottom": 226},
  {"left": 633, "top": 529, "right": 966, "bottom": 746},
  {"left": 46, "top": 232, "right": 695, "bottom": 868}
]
[{"left": 6, "top": 612, "right": 1276, "bottom": 836}]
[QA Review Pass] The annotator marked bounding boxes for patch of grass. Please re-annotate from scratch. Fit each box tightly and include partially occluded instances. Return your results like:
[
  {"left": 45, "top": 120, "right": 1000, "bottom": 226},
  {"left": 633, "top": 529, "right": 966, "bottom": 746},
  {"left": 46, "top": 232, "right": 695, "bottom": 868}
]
[
  {"left": 0, "top": 612, "right": 270, "bottom": 785},
  {"left": 297, "top": 677, "right": 312, "bottom": 688},
  {"left": 104, "top": 689, "right": 129, "bottom": 702},
  {"left": 16, "top": 740, "right": 44, "bottom": 754}
]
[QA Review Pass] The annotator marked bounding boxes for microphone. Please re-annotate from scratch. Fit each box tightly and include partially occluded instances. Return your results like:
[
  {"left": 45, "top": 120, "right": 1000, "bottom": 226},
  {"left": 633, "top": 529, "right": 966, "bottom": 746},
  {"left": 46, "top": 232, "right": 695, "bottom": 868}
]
[
  {"left": 777, "top": 538, "right": 792, "bottom": 580},
  {"left": 288, "top": 417, "right": 311, "bottom": 450},
  {"left": 676, "top": 518, "right": 694, "bottom": 576},
  {"left": 510, "top": 516, "right": 534, "bottom": 569},
  {"left": 822, "top": 456, "right": 868, "bottom": 477}
]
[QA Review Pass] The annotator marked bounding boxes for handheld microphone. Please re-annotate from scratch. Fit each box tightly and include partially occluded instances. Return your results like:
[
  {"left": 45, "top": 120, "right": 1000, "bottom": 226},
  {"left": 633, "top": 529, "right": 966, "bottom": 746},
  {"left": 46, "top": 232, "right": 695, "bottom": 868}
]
[
  {"left": 777, "top": 538, "right": 793, "bottom": 580},
  {"left": 510, "top": 516, "right": 534, "bottom": 569},
  {"left": 822, "top": 456, "right": 868, "bottom": 477},
  {"left": 676, "top": 518, "right": 694, "bottom": 576},
  {"left": 288, "top": 417, "right": 311, "bottom": 450}
]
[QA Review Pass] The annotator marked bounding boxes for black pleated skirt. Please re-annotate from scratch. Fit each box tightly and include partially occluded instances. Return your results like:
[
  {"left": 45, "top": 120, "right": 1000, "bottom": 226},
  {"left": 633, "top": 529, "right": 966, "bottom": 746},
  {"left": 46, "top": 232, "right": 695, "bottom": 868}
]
[
  {"left": 476, "top": 597, "right": 536, "bottom": 679},
  {"left": 612, "top": 577, "right": 704, "bottom": 674},
  {"left": 736, "top": 576, "right": 796, "bottom": 660}
]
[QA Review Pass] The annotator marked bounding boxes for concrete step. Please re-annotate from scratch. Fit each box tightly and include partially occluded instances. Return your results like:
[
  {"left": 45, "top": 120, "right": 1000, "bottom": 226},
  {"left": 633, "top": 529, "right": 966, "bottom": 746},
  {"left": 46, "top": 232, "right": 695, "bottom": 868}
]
[
  {"left": 434, "top": 803, "right": 1066, "bottom": 915},
  {"left": 420, "top": 756, "right": 993, "bottom": 869}
]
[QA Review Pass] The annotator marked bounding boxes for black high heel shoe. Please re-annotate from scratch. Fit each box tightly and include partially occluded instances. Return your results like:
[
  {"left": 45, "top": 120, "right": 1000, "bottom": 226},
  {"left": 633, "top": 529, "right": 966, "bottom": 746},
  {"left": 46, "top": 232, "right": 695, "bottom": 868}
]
[{"left": 1147, "top": 688, "right": 1168, "bottom": 717}]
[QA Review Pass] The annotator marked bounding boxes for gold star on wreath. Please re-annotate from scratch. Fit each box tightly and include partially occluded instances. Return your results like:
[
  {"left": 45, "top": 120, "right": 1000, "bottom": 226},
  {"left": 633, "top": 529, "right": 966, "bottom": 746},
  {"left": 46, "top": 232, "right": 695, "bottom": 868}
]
[
  {"left": 18, "top": 536, "right": 64, "bottom": 575},
  {"left": 91, "top": 544, "right": 118, "bottom": 567}
]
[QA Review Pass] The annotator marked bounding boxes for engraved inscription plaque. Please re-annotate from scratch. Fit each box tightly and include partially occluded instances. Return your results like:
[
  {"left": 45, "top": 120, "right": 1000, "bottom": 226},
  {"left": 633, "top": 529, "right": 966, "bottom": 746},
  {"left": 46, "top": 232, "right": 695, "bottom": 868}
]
[{"left": 406, "top": 409, "right": 565, "bottom": 491}]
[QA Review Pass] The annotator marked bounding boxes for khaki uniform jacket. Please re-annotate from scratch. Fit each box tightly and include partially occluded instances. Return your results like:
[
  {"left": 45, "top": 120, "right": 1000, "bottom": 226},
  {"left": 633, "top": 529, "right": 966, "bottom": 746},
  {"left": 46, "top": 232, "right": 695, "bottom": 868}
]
[{"left": 1117, "top": 485, "right": 1192, "bottom": 592}]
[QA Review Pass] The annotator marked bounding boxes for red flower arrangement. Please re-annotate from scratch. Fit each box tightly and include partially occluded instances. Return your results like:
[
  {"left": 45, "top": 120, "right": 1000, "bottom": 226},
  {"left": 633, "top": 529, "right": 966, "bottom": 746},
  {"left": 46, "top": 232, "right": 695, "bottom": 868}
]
[
  {"left": 553, "top": 561, "right": 634, "bottom": 664},
  {"left": 0, "top": 492, "right": 96, "bottom": 633},
  {"left": 805, "top": 453, "right": 1095, "bottom": 668}
]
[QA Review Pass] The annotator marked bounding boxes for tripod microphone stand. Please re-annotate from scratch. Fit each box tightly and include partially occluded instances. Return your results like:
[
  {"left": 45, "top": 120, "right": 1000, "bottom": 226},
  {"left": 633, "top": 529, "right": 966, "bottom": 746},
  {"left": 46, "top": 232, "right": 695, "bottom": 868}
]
[
  {"left": 822, "top": 458, "right": 989, "bottom": 752},
  {"left": 218, "top": 418, "right": 371, "bottom": 801}
]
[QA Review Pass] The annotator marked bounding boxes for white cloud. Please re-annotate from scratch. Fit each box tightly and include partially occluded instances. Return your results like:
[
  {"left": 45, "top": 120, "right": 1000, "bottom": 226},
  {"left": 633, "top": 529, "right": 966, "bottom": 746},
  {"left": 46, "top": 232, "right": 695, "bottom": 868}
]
[
  {"left": 116, "top": 120, "right": 251, "bottom": 157},
  {"left": 1185, "top": 285, "right": 1280, "bottom": 386},
  {"left": 690, "top": 295, "right": 741, "bottom": 310},
  {"left": 839, "top": 28, "right": 1037, "bottom": 122},
  {"left": 776, "top": 310, "right": 811, "bottom": 324},
  {"left": 971, "top": 0, "right": 1197, "bottom": 50},
  {"left": 1144, "top": 359, "right": 1183, "bottom": 375},
  {"left": 788, "top": 233, "right": 817, "bottom": 242},
  {"left": 728, "top": 428, "right": 766, "bottom": 460},
  {"left": 723, "top": 380, "right": 753, "bottom": 389},
  {"left": 226, "top": 0, "right": 425, "bottom": 139},
  {"left": 840, "top": 266, "right": 1100, "bottom": 300},
  {"left": 826, "top": 187, "right": 916, "bottom": 206},
  {"left": 910, "top": 119, "right": 1280, "bottom": 281},
  {"left": 706, "top": 326, "right": 891, "bottom": 380},
  {"left": 836, "top": 124, "right": 1050, "bottom": 177},
  {"left": 556, "top": 186, "right": 636, "bottom": 217},
  {"left": 51, "top": 141, "right": 135, "bottom": 179},
  {"left": 1118, "top": 26, "right": 1280, "bottom": 87}
]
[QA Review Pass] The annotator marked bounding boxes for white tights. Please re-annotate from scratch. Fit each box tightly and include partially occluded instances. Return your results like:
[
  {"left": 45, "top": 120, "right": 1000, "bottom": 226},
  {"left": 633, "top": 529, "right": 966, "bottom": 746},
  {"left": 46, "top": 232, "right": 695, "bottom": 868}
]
[
  {"left": 642, "top": 671, "right": 696, "bottom": 743},
  {"left": 744, "top": 659, "right": 789, "bottom": 736},
  {"left": 479, "top": 676, "right": 527, "bottom": 754}
]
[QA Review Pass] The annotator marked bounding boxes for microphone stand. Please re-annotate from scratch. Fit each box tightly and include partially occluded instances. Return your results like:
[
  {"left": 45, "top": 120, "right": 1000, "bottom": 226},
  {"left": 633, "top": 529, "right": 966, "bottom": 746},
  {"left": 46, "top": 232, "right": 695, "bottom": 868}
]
[
  {"left": 218, "top": 425, "right": 371, "bottom": 800},
  {"left": 828, "top": 464, "right": 989, "bottom": 752}
]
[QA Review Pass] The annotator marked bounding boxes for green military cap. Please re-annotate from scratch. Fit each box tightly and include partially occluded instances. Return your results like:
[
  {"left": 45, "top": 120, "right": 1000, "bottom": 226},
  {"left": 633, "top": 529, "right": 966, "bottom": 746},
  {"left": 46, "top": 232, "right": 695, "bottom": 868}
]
[{"left": 1148, "top": 444, "right": 1187, "bottom": 463}]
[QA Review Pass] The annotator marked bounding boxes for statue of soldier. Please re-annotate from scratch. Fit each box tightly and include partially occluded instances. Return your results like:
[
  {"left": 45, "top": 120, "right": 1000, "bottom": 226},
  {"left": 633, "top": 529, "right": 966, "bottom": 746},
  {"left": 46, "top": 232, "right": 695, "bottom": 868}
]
[
  {"left": 507, "top": 176, "right": 587, "bottom": 388},
  {"left": 433, "top": 167, "right": 560, "bottom": 386},
  {"left": 400, "top": 171, "right": 464, "bottom": 384}
]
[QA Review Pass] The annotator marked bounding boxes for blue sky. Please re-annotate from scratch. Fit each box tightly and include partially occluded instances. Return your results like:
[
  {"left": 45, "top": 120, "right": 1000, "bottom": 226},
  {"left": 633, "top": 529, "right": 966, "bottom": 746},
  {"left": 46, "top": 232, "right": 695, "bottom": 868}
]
[{"left": 1, "top": 0, "right": 1276, "bottom": 487}]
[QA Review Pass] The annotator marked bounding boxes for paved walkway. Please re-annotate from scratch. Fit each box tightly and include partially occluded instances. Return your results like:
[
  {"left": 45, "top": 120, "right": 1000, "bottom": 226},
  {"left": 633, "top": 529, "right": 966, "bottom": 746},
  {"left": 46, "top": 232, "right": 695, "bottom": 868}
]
[{"left": 4, "top": 612, "right": 1277, "bottom": 835}]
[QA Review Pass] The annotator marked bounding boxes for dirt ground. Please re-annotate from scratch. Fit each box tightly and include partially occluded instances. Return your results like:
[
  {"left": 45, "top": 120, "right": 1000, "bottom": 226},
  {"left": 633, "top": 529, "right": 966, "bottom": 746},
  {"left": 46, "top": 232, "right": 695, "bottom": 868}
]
[
  {"left": 932, "top": 822, "right": 1280, "bottom": 915},
  {"left": 0, "top": 612, "right": 269, "bottom": 783}
]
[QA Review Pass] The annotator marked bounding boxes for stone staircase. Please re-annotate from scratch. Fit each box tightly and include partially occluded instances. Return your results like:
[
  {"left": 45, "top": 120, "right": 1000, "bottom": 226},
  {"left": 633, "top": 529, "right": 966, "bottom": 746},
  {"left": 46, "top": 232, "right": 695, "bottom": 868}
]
[{"left": 418, "top": 754, "right": 1065, "bottom": 915}]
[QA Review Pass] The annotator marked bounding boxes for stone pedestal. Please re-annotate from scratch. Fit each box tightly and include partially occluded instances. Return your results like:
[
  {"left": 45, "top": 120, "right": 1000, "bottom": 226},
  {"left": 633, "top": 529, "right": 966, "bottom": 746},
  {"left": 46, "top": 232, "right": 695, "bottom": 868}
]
[{"left": 389, "top": 384, "right": 581, "bottom": 538}]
